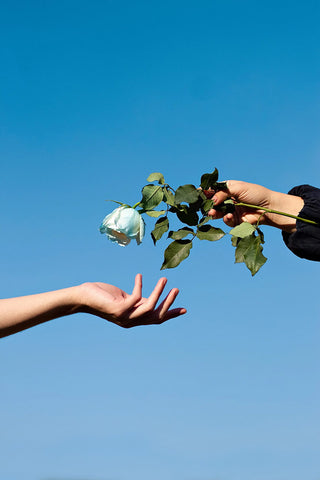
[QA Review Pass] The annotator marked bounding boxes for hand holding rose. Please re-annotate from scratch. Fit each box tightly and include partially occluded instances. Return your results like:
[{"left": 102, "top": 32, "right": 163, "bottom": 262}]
[{"left": 206, "top": 180, "right": 304, "bottom": 234}]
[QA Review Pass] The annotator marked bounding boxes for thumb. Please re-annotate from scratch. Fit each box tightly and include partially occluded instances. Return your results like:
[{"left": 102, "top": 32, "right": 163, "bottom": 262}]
[{"left": 207, "top": 180, "right": 240, "bottom": 206}]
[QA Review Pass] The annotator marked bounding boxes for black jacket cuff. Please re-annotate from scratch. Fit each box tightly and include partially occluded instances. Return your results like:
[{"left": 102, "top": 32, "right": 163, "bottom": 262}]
[{"left": 282, "top": 184, "right": 320, "bottom": 261}]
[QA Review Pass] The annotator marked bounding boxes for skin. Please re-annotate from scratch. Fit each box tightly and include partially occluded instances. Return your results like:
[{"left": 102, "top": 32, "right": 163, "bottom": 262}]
[
  {"left": 207, "top": 180, "right": 304, "bottom": 233},
  {"left": 0, "top": 274, "right": 186, "bottom": 338}
]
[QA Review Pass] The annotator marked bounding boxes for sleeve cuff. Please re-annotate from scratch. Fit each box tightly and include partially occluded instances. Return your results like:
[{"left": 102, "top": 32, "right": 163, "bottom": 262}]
[{"left": 282, "top": 184, "right": 320, "bottom": 261}]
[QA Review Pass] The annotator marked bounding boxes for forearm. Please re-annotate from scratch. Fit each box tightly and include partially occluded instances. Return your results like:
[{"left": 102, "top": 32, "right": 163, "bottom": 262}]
[
  {"left": 262, "top": 190, "right": 304, "bottom": 233},
  {"left": 0, "top": 287, "right": 80, "bottom": 338}
]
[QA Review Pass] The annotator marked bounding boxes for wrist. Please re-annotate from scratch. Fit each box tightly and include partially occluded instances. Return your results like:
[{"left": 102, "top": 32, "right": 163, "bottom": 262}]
[
  {"left": 264, "top": 190, "right": 304, "bottom": 233},
  {"left": 67, "top": 285, "right": 86, "bottom": 315}
]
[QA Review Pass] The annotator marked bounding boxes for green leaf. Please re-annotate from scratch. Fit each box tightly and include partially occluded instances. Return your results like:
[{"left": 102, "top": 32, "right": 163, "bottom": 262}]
[
  {"left": 151, "top": 217, "right": 169, "bottom": 245},
  {"left": 176, "top": 206, "right": 199, "bottom": 226},
  {"left": 145, "top": 210, "right": 166, "bottom": 217},
  {"left": 198, "top": 189, "right": 207, "bottom": 201},
  {"left": 243, "top": 236, "right": 267, "bottom": 276},
  {"left": 234, "top": 235, "right": 252, "bottom": 263},
  {"left": 257, "top": 227, "right": 265, "bottom": 244},
  {"left": 161, "top": 240, "right": 193, "bottom": 269},
  {"left": 147, "top": 172, "right": 165, "bottom": 184},
  {"left": 163, "top": 187, "right": 175, "bottom": 206},
  {"left": 105, "top": 200, "right": 129, "bottom": 207},
  {"left": 234, "top": 234, "right": 267, "bottom": 276},
  {"left": 200, "top": 169, "right": 219, "bottom": 190},
  {"left": 141, "top": 185, "right": 164, "bottom": 210},
  {"left": 198, "top": 216, "right": 210, "bottom": 227},
  {"left": 229, "top": 222, "right": 256, "bottom": 238},
  {"left": 215, "top": 181, "right": 228, "bottom": 191},
  {"left": 175, "top": 184, "right": 200, "bottom": 204},
  {"left": 231, "top": 235, "right": 239, "bottom": 247},
  {"left": 168, "top": 227, "right": 194, "bottom": 240},
  {"left": 215, "top": 199, "right": 235, "bottom": 215},
  {"left": 202, "top": 199, "right": 214, "bottom": 214},
  {"left": 196, "top": 225, "right": 225, "bottom": 241}
]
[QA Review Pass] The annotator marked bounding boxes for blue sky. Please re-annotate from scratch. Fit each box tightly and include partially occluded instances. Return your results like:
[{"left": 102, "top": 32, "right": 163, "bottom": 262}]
[{"left": 1, "top": 1, "right": 320, "bottom": 479}]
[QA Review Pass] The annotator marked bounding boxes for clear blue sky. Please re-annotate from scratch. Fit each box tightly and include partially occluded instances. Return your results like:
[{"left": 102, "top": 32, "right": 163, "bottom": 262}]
[{"left": 1, "top": 1, "right": 320, "bottom": 479}]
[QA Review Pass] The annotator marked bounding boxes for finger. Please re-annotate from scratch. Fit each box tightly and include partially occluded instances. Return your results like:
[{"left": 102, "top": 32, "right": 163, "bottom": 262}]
[
  {"left": 154, "top": 288, "right": 180, "bottom": 321},
  {"left": 161, "top": 307, "right": 187, "bottom": 322},
  {"left": 124, "top": 273, "right": 143, "bottom": 310},
  {"left": 127, "top": 306, "right": 187, "bottom": 328},
  {"left": 223, "top": 213, "right": 237, "bottom": 227},
  {"left": 207, "top": 208, "right": 225, "bottom": 219},
  {"left": 207, "top": 188, "right": 232, "bottom": 217},
  {"left": 145, "top": 277, "right": 167, "bottom": 310},
  {"left": 129, "top": 278, "right": 169, "bottom": 320},
  {"left": 212, "top": 190, "right": 230, "bottom": 205},
  {"left": 145, "top": 288, "right": 186, "bottom": 325},
  {"left": 152, "top": 308, "right": 187, "bottom": 325}
]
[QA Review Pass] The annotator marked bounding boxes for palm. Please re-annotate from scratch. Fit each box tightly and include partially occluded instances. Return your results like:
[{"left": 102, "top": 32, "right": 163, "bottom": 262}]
[{"left": 79, "top": 274, "right": 186, "bottom": 328}]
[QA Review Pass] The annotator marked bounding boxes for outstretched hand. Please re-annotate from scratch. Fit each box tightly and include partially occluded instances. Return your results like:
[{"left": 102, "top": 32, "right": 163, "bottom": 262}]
[{"left": 78, "top": 274, "right": 187, "bottom": 328}]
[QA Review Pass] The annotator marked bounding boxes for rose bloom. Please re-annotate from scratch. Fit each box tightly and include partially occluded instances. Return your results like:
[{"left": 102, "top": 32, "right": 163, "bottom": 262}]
[{"left": 100, "top": 206, "right": 145, "bottom": 246}]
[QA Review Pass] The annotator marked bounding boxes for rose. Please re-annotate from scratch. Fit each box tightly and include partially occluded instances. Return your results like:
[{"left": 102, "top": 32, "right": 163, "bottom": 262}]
[
  {"left": 102, "top": 169, "right": 318, "bottom": 275},
  {"left": 100, "top": 206, "right": 145, "bottom": 246}
]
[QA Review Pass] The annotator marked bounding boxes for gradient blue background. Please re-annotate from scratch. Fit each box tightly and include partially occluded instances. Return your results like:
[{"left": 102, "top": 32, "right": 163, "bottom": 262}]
[{"left": 1, "top": 1, "right": 320, "bottom": 479}]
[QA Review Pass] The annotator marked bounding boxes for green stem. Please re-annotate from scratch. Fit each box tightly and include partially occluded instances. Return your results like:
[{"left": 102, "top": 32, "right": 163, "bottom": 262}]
[
  {"left": 132, "top": 201, "right": 141, "bottom": 209},
  {"left": 165, "top": 184, "right": 176, "bottom": 194},
  {"left": 235, "top": 202, "right": 319, "bottom": 226}
]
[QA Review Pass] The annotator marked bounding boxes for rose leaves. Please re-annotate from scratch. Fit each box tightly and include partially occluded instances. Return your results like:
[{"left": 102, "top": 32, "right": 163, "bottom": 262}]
[{"left": 139, "top": 169, "right": 267, "bottom": 275}]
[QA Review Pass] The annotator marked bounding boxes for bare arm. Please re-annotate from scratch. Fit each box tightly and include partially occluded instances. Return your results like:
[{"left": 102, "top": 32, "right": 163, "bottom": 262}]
[{"left": 0, "top": 274, "right": 186, "bottom": 338}]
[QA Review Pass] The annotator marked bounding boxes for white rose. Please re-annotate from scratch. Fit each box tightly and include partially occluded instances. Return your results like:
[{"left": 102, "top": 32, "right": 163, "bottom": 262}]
[{"left": 100, "top": 206, "right": 145, "bottom": 246}]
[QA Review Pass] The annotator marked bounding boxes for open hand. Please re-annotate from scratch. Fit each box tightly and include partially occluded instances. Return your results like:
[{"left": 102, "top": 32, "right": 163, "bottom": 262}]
[{"left": 77, "top": 274, "right": 186, "bottom": 328}]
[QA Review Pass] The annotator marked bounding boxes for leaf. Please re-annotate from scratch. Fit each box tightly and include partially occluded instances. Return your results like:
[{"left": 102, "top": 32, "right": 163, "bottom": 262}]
[
  {"left": 234, "top": 235, "right": 253, "bottom": 263},
  {"left": 151, "top": 217, "right": 169, "bottom": 245},
  {"left": 215, "top": 181, "right": 228, "bottom": 191},
  {"left": 229, "top": 222, "right": 256, "bottom": 238},
  {"left": 202, "top": 199, "right": 214, "bottom": 214},
  {"left": 198, "top": 189, "right": 207, "bottom": 201},
  {"left": 231, "top": 235, "right": 239, "bottom": 247},
  {"left": 215, "top": 199, "right": 235, "bottom": 215},
  {"left": 198, "top": 215, "right": 211, "bottom": 227},
  {"left": 141, "top": 185, "right": 164, "bottom": 210},
  {"left": 234, "top": 234, "right": 267, "bottom": 276},
  {"left": 145, "top": 210, "right": 166, "bottom": 217},
  {"left": 163, "top": 187, "right": 175, "bottom": 206},
  {"left": 175, "top": 184, "right": 200, "bottom": 204},
  {"left": 243, "top": 236, "right": 267, "bottom": 276},
  {"left": 187, "top": 196, "right": 206, "bottom": 214},
  {"left": 105, "top": 200, "right": 129, "bottom": 207},
  {"left": 168, "top": 227, "right": 194, "bottom": 240},
  {"left": 161, "top": 240, "right": 193, "bottom": 270},
  {"left": 200, "top": 169, "right": 219, "bottom": 190},
  {"left": 147, "top": 172, "right": 165, "bottom": 184},
  {"left": 196, "top": 225, "right": 225, "bottom": 241},
  {"left": 176, "top": 206, "right": 199, "bottom": 226},
  {"left": 257, "top": 227, "right": 265, "bottom": 244}
]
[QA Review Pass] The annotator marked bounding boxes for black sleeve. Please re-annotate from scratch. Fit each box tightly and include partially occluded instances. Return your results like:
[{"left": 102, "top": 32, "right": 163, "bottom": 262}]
[{"left": 282, "top": 184, "right": 320, "bottom": 261}]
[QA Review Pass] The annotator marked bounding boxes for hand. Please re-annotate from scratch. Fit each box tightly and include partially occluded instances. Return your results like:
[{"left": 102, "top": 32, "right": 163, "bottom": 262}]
[
  {"left": 76, "top": 274, "right": 187, "bottom": 328},
  {"left": 206, "top": 180, "right": 273, "bottom": 226},
  {"left": 206, "top": 180, "right": 304, "bottom": 233}
]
